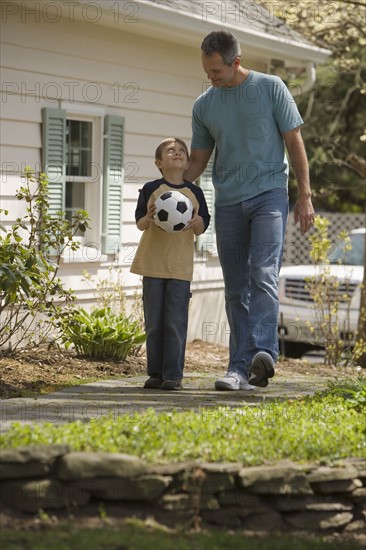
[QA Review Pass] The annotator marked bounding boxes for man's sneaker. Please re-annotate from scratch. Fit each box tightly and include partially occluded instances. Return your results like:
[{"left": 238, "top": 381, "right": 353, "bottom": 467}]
[
  {"left": 215, "top": 372, "right": 255, "bottom": 391},
  {"left": 249, "top": 352, "right": 275, "bottom": 388},
  {"left": 160, "top": 379, "right": 182, "bottom": 391},
  {"left": 143, "top": 377, "right": 162, "bottom": 389}
]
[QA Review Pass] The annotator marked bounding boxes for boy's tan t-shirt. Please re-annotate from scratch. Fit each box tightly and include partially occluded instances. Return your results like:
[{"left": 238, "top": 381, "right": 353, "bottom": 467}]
[{"left": 130, "top": 179, "right": 210, "bottom": 282}]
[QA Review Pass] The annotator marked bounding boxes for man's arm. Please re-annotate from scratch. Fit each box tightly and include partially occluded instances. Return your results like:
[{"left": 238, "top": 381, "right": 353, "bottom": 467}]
[
  {"left": 184, "top": 148, "right": 213, "bottom": 182},
  {"left": 283, "top": 127, "right": 314, "bottom": 234}
]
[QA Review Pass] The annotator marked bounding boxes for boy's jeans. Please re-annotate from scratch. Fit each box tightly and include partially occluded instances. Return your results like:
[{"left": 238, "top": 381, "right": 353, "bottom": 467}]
[
  {"left": 215, "top": 188, "right": 289, "bottom": 378},
  {"left": 142, "top": 276, "right": 191, "bottom": 381}
]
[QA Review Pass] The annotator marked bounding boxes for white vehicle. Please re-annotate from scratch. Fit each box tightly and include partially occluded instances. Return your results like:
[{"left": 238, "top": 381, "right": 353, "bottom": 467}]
[{"left": 278, "top": 227, "right": 365, "bottom": 357}]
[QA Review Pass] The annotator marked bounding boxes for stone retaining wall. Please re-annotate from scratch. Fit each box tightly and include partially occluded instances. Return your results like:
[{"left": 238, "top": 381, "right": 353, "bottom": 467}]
[{"left": 1, "top": 445, "right": 365, "bottom": 535}]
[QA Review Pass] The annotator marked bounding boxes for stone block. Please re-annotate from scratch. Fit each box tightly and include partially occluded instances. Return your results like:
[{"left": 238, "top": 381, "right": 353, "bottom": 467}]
[
  {"left": 218, "top": 489, "right": 261, "bottom": 508},
  {"left": 1, "top": 478, "right": 90, "bottom": 513},
  {"left": 311, "top": 479, "right": 362, "bottom": 495},
  {"left": 336, "top": 458, "right": 366, "bottom": 483},
  {"left": 285, "top": 510, "right": 353, "bottom": 531},
  {"left": 350, "top": 487, "right": 366, "bottom": 503},
  {"left": 239, "top": 462, "right": 313, "bottom": 495},
  {"left": 89, "top": 475, "right": 172, "bottom": 501},
  {"left": 202, "top": 507, "right": 242, "bottom": 528},
  {"left": 56, "top": 452, "right": 145, "bottom": 480},
  {"left": 0, "top": 445, "right": 69, "bottom": 479},
  {"left": 344, "top": 520, "right": 366, "bottom": 533},
  {"left": 308, "top": 464, "right": 359, "bottom": 483},
  {"left": 269, "top": 495, "right": 321, "bottom": 512},
  {"left": 241, "top": 509, "right": 283, "bottom": 531}
]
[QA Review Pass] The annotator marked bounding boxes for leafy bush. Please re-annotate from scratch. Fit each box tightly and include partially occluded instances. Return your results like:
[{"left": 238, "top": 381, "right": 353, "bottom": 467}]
[
  {"left": 306, "top": 216, "right": 356, "bottom": 366},
  {"left": 0, "top": 168, "right": 89, "bottom": 353},
  {"left": 61, "top": 306, "right": 146, "bottom": 360}
]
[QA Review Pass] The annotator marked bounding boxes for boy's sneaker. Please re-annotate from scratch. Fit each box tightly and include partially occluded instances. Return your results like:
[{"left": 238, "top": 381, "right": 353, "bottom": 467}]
[
  {"left": 143, "top": 377, "right": 162, "bottom": 389},
  {"left": 160, "top": 379, "right": 182, "bottom": 391},
  {"left": 215, "top": 372, "right": 255, "bottom": 391},
  {"left": 249, "top": 352, "right": 275, "bottom": 388}
]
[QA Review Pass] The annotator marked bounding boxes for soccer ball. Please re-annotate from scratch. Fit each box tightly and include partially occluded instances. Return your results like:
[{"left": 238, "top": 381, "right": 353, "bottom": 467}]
[{"left": 154, "top": 191, "right": 193, "bottom": 232}]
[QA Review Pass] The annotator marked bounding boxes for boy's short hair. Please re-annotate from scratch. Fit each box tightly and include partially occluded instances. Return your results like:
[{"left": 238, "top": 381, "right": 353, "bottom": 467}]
[{"left": 155, "top": 137, "right": 189, "bottom": 161}]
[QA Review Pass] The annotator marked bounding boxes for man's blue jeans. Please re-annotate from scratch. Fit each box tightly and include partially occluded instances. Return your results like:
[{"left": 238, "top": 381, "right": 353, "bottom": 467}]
[
  {"left": 215, "top": 188, "right": 289, "bottom": 378},
  {"left": 142, "top": 276, "right": 191, "bottom": 381}
]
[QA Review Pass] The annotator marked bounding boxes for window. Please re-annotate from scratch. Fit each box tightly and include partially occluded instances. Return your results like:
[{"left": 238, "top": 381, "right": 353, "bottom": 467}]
[
  {"left": 42, "top": 108, "right": 124, "bottom": 255},
  {"left": 65, "top": 119, "right": 92, "bottom": 235}
]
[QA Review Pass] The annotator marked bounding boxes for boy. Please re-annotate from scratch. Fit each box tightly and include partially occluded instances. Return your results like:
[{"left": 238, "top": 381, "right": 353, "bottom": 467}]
[{"left": 130, "top": 138, "right": 210, "bottom": 390}]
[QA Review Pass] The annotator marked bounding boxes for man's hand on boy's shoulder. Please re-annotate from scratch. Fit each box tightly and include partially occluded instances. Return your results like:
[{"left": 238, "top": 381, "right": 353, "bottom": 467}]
[{"left": 183, "top": 210, "right": 205, "bottom": 236}]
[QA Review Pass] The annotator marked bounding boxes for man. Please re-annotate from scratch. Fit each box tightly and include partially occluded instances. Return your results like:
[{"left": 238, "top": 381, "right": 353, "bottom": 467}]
[{"left": 184, "top": 30, "right": 314, "bottom": 391}]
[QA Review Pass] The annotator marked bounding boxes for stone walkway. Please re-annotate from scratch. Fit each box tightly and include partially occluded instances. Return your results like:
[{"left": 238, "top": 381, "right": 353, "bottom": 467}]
[{"left": 0, "top": 372, "right": 331, "bottom": 433}]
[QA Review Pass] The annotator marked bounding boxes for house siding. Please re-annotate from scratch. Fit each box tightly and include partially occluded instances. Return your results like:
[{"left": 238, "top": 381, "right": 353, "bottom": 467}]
[{"left": 0, "top": 8, "right": 274, "bottom": 344}]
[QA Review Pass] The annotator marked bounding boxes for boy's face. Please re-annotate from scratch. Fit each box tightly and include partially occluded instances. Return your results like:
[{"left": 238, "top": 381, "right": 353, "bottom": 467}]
[{"left": 155, "top": 141, "right": 189, "bottom": 173}]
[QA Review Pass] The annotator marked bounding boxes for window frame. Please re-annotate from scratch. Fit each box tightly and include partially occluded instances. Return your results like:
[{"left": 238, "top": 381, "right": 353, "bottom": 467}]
[{"left": 42, "top": 107, "right": 124, "bottom": 258}]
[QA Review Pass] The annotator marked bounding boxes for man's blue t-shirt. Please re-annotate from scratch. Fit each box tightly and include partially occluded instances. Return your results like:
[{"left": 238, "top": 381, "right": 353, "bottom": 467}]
[{"left": 191, "top": 70, "right": 303, "bottom": 206}]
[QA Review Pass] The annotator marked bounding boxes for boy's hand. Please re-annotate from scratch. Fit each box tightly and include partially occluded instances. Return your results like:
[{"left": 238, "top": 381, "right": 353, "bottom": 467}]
[
  {"left": 137, "top": 202, "right": 156, "bottom": 231},
  {"left": 183, "top": 209, "right": 205, "bottom": 235},
  {"left": 146, "top": 202, "right": 156, "bottom": 223}
]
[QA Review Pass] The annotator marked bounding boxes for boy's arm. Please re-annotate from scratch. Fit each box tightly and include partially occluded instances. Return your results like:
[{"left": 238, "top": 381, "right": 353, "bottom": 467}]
[{"left": 135, "top": 185, "right": 156, "bottom": 231}]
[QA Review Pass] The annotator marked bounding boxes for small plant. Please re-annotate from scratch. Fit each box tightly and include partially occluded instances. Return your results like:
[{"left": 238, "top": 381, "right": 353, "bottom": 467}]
[
  {"left": 306, "top": 216, "right": 356, "bottom": 366},
  {"left": 83, "top": 267, "right": 144, "bottom": 355},
  {"left": 61, "top": 306, "right": 145, "bottom": 360},
  {"left": 0, "top": 168, "right": 90, "bottom": 353},
  {"left": 326, "top": 376, "right": 366, "bottom": 414}
]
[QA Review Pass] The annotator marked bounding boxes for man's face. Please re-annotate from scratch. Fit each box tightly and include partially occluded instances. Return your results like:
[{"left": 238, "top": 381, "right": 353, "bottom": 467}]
[{"left": 202, "top": 52, "right": 239, "bottom": 87}]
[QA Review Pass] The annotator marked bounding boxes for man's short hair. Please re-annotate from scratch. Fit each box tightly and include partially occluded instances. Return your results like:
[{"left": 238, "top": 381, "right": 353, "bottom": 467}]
[{"left": 201, "top": 30, "right": 241, "bottom": 65}]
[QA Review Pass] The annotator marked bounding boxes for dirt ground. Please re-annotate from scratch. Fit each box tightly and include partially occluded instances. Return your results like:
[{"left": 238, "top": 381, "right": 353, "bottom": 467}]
[{"left": 0, "top": 339, "right": 353, "bottom": 400}]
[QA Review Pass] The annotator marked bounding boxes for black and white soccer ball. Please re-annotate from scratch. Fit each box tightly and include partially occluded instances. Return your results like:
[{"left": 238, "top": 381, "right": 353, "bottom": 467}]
[{"left": 154, "top": 191, "right": 193, "bottom": 232}]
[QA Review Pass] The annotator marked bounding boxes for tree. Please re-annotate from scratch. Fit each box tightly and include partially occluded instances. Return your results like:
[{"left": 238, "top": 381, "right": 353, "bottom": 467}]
[
  {"left": 263, "top": 0, "right": 366, "bottom": 364},
  {"left": 263, "top": 0, "right": 366, "bottom": 212}
]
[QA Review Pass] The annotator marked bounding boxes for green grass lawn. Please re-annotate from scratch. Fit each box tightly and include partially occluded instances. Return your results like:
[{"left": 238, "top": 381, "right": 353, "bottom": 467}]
[
  {"left": 1, "top": 521, "right": 364, "bottom": 550},
  {"left": 1, "top": 387, "right": 365, "bottom": 465}
]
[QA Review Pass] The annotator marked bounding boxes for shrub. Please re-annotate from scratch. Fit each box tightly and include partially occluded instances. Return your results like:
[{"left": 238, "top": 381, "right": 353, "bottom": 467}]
[
  {"left": 306, "top": 216, "right": 356, "bottom": 366},
  {"left": 61, "top": 306, "right": 146, "bottom": 360},
  {"left": 0, "top": 168, "right": 90, "bottom": 353}
]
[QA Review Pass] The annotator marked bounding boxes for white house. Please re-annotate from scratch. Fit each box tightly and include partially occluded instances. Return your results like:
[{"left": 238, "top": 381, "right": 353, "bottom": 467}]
[{"left": 0, "top": 0, "right": 330, "bottom": 345}]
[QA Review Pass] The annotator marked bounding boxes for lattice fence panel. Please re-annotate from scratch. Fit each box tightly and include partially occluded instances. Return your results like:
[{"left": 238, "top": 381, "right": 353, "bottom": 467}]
[{"left": 283, "top": 212, "right": 365, "bottom": 265}]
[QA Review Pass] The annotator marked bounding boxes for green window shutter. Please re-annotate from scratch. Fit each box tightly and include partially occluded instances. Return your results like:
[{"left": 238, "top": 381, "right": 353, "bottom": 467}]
[
  {"left": 102, "top": 115, "right": 124, "bottom": 254},
  {"left": 42, "top": 108, "right": 66, "bottom": 216},
  {"left": 196, "top": 153, "right": 216, "bottom": 255}
]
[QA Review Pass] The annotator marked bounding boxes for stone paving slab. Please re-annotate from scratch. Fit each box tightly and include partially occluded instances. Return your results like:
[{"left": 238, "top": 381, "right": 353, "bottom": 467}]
[{"left": 0, "top": 373, "right": 331, "bottom": 433}]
